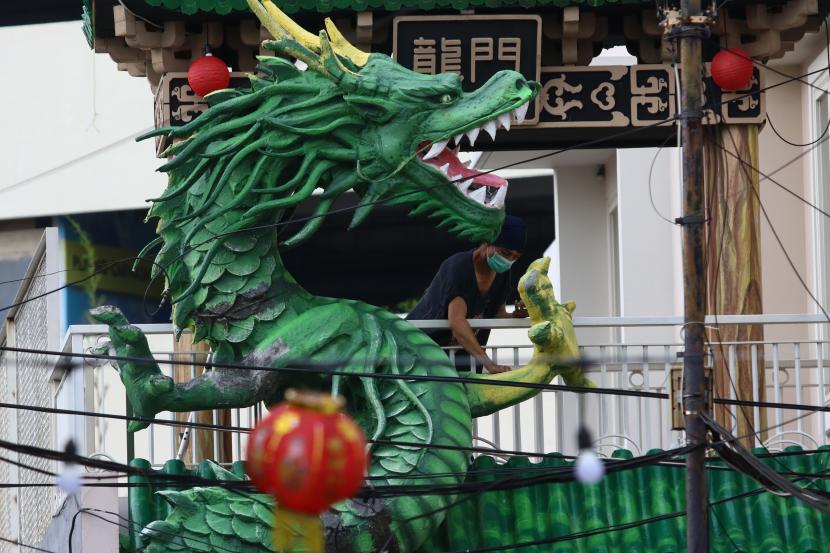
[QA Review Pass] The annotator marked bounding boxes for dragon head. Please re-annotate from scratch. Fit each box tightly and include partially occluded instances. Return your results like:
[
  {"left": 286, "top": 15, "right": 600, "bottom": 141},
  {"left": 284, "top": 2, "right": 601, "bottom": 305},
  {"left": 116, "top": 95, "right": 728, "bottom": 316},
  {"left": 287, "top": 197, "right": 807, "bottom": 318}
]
[
  {"left": 249, "top": 0, "right": 538, "bottom": 242},
  {"left": 140, "top": 1, "right": 539, "bottom": 312}
]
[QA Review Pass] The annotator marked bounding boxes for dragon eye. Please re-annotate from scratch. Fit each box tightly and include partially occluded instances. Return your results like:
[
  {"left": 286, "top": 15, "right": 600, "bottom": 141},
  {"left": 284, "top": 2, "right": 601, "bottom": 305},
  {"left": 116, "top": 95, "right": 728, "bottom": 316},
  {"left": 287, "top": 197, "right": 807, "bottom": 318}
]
[{"left": 440, "top": 94, "right": 454, "bottom": 104}]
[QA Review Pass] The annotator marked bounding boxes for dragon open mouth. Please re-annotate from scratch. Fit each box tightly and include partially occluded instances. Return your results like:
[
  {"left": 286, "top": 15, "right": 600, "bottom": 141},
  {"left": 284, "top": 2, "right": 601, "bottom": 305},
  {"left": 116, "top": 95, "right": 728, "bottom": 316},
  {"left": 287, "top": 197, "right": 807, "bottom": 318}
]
[{"left": 417, "top": 100, "right": 530, "bottom": 210}]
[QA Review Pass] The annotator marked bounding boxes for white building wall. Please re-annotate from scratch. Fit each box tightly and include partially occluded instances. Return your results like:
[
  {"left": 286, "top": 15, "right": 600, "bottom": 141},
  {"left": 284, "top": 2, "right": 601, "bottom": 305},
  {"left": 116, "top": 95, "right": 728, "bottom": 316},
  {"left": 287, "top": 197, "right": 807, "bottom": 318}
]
[
  {"left": 553, "top": 165, "right": 612, "bottom": 344},
  {"left": 615, "top": 147, "right": 683, "bottom": 345},
  {"left": 0, "top": 21, "right": 165, "bottom": 220},
  {"left": 756, "top": 64, "right": 813, "bottom": 343}
]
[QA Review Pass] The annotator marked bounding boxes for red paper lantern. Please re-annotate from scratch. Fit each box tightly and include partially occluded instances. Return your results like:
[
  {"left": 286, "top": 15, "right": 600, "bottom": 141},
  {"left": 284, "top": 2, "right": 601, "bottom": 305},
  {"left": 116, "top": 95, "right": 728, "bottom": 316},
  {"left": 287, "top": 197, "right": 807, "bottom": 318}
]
[
  {"left": 187, "top": 54, "right": 230, "bottom": 97},
  {"left": 246, "top": 390, "right": 368, "bottom": 552},
  {"left": 711, "top": 48, "right": 754, "bottom": 91}
]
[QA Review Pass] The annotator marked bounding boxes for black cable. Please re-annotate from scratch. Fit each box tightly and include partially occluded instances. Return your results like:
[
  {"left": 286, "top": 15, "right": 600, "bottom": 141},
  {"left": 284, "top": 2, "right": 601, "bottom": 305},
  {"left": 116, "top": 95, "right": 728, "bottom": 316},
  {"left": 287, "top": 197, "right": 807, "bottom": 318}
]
[
  {"left": 648, "top": 134, "right": 677, "bottom": 225},
  {"left": 71, "top": 475, "right": 823, "bottom": 553},
  {"left": 0, "top": 63, "right": 824, "bottom": 320},
  {"left": 0, "top": 433, "right": 700, "bottom": 498},
  {"left": 704, "top": 413, "right": 830, "bottom": 515},
  {"left": 0, "top": 397, "right": 599, "bottom": 461},
  {"left": 716, "top": 137, "right": 830, "bottom": 219},
  {"left": 0, "top": 344, "right": 668, "bottom": 399},
  {"left": 452, "top": 458, "right": 830, "bottom": 553},
  {"left": 765, "top": 20, "right": 830, "bottom": 147},
  {"left": 69, "top": 508, "right": 242, "bottom": 553},
  {"left": 0, "top": 255, "right": 170, "bottom": 316},
  {"left": 724, "top": 125, "right": 830, "bottom": 324},
  {"left": 709, "top": 498, "right": 743, "bottom": 552},
  {"left": 706, "top": 34, "right": 830, "bottom": 98},
  {"left": 706, "top": 126, "right": 819, "bottom": 480},
  {"left": 0, "top": 536, "right": 56, "bottom": 553},
  {"left": 57, "top": 452, "right": 706, "bottom": 553},
  {"left": 0, "top": 61, "right": 825, "bottom": 323},
  {"left": 0, "top": 453, "right": 56, "bottom": 476}
]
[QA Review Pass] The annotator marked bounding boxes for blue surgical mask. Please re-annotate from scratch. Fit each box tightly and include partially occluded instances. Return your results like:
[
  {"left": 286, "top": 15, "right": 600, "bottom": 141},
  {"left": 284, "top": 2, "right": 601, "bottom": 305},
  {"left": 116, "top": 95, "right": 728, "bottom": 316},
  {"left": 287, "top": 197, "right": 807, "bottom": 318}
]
[{"left": 487, "top": 252, "right": 514, "bottom": 273}]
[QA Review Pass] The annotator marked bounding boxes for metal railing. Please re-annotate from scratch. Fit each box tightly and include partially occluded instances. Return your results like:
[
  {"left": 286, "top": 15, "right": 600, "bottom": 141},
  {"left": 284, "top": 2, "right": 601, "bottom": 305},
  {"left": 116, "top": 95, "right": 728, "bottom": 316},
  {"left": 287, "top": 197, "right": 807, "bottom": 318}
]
[{"left": 54, "top": 314, "right": 830, "bottom": 469}]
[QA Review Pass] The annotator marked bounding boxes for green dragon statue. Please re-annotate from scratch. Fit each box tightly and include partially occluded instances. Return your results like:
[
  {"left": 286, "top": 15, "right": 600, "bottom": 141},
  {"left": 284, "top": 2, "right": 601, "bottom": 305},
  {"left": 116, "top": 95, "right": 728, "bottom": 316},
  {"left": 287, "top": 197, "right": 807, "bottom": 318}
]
[{"left": 90, "top": 1, "right": 592, "bottom": 551}]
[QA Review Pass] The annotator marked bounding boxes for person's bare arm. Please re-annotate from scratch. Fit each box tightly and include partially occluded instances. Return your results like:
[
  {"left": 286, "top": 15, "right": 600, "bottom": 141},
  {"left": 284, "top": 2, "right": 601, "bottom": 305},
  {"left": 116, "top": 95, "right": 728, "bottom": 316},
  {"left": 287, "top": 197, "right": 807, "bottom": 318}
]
[
  {"left": 448, "top": 297, "right": 510, "bottom": 373},
  {"left": 495, "top": 300, "right": 528, "bottom": 319}
]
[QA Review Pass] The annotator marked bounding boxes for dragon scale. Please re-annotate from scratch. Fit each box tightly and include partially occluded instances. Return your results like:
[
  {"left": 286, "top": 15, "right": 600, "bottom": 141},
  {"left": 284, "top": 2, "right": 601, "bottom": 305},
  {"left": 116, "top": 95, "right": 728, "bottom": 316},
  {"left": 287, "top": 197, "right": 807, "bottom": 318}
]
[{"left": 91, "top": 2, "right": 592, "bottom": 551}]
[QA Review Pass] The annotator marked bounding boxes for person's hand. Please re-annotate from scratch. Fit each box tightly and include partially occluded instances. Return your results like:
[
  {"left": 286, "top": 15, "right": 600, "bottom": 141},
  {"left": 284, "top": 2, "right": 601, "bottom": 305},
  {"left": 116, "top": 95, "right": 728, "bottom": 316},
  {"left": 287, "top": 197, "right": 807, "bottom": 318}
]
[
  {"left": 485, "top": 362, "right": 512, "bottom": 374},
  {"left": 512, "top": 298, "right": 529, "bottom": 318}
]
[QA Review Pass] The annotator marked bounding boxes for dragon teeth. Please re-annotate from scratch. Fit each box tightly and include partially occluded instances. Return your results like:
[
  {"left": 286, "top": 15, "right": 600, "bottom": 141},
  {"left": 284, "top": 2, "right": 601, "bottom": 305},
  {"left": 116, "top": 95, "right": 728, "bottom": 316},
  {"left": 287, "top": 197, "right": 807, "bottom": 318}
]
[
  {"left": 469, "top": 186, "right": 487, "bottom": 205},
  {"left": 453, "top": 133, "right": 464, "bottom": 147},
  {"left": 483, "top": 120, "right": 497, "bottom": 141},
  {"left": 513, "top": 102, "right": 529, "bottom": 123},
  {"left": 423, "top": 139, "right": 448, "bottom": 160},
  {"left": 438, "top": 163, "right": 450, "bottom": 175},
  {"left": 457, "top": 178, "right": 473, "bottom": 193},
  {"left": 490, "top": 186, "right": 508, "bottom": 208},
  {"left": 465, "top": 127, "right": 480, "bottom": 146},
  {"left": 498, "top": 112, "right": 512, "bottom": 131}
]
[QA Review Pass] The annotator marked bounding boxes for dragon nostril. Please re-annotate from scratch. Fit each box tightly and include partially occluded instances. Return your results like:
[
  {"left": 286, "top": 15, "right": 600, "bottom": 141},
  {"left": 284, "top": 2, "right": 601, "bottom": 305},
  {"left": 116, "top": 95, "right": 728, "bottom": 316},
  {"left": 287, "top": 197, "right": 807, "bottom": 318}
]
[{"left": 515, "top": 78, "right": 526, "bottom": 90}]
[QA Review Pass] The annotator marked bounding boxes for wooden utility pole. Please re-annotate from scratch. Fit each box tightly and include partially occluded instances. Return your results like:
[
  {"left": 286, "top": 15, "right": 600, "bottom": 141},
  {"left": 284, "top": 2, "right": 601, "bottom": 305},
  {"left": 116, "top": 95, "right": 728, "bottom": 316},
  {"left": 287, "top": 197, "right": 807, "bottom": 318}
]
[{"left": 675, "top": 0, "right": 709, "bottom": 550}]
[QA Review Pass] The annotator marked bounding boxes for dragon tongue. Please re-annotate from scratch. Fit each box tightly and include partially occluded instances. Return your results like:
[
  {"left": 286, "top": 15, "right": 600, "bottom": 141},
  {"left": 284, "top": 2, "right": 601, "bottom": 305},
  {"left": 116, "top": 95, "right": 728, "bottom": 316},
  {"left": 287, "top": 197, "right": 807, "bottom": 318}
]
[{"left": 419, "top": 146, "right": 507, "bottom": 188}]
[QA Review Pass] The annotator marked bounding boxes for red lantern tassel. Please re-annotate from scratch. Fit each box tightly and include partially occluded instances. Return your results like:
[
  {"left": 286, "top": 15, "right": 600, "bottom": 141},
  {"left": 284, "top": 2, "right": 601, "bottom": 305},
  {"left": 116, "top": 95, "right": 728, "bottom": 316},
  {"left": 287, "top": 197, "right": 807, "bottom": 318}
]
[{"left": 273, "top": 507, "right": 324, "bottom": 553}]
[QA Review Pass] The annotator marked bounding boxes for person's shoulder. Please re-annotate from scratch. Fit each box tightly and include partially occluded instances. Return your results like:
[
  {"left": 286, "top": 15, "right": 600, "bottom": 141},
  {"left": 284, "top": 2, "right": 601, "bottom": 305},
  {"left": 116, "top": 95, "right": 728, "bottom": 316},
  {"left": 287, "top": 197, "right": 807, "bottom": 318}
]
[
  {"left": 436, "top": 249, "right": 474, "bottom": 283},
  {"left": 441, "top": 249, "right": 474, "bottom": 269}
]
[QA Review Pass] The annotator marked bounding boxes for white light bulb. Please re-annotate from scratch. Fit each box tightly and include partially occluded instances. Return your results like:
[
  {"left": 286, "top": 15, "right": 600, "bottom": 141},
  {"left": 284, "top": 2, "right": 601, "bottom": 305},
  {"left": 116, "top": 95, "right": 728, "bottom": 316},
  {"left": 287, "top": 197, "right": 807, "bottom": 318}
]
[
  {"left": 575, "top": 450, "right": 605, "bottom": 485},
  {"left": 56, "top": 465, "right": 82, "bottom": 496}
]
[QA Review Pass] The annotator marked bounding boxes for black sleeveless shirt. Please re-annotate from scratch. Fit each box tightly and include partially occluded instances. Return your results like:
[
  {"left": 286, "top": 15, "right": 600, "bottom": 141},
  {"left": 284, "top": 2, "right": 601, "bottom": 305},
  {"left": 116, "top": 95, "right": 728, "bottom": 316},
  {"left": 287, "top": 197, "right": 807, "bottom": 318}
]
[{"left": 406, "top": 249, "right": 510, "bottom": 347}]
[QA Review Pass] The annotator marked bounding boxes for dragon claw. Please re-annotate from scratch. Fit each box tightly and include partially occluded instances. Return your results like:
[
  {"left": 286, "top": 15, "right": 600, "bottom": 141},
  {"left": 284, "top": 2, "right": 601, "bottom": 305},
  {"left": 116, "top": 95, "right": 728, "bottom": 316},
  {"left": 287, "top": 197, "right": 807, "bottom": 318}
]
[{"left": 89, "top": 305, "right": 172, "bottom": 431}]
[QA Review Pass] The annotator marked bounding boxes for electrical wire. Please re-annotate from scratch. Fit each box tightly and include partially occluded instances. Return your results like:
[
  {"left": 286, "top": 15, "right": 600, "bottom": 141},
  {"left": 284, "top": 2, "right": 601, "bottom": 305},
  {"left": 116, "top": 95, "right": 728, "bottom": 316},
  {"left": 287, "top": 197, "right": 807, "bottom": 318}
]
[
  {"left": 703, "top": 30, "right": 830, "bottom": 98},
  {"left": 647, "top": 134, "right": 677, "bottom": 225},
  {"left": 1, "top": 63, "right": 826, "bottom": 320},
  {"left": 709, "top": 498, "right": 744, "bottom": 552},
  {"left": 0, "top": 434, "right": 700, "bottom": 498},
  {"left": 765, "top": 21, "right": 830, "bottom": 148},
  {"left": 70, "top": 471, "right": 830, "bottom": 553},
  {"left": 704, "top": 413, "right": 830, "bottom": 514},
  {"left": 0, "top": 343, "right": 668, "bottom": 399},
  {"left": 724, "top": 125, "right": 830, "bottom": 324},
  {"left": 69, "top": 508, "right": 241, "bottom": 553},
  {"left": 10, "top": 345, "right": 830, "bottom": 427},
  {"left": 0, "top": 536, "right": 56, "bottom": 553},
  {"left": 452, "top": 456, "right": 830, "bottom": 553},
  {"left": 0, "top": 256, "right": 171, "bottom": 316},
  {"left": 704, "top": 126, "right": 818, "bottom": 481},
  {"left": 0, "top": 62, "right": 816, "bottom": 325},
  {"left": 716, "top": 137, "right": 830, "bottom": 219}
]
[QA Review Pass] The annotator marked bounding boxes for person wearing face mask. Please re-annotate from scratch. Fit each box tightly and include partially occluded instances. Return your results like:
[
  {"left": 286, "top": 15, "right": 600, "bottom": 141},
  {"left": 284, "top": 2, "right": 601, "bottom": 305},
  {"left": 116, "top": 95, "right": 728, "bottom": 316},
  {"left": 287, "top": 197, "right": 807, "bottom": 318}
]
[{"left": 406, "top": 215, "right": 528, "bottom": 374}]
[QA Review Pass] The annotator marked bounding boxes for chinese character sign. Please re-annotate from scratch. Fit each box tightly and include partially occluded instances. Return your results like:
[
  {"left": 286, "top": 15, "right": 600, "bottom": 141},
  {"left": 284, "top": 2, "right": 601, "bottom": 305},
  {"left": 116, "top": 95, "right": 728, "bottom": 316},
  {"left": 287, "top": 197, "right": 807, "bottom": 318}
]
[{"left": 394, "top": 15, "right": 541, "bottom": 124}]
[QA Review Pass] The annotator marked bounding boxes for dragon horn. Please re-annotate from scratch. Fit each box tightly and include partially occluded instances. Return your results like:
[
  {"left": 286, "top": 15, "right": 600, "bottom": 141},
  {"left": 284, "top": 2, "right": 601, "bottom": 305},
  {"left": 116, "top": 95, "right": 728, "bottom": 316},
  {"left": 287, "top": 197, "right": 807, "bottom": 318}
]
[
  {"left": 324, "top": 18, "right": 370, "bottom": 67},
  {"left": 248, "top": 0, "right": 321, "bottom": 53},
  {"left": 247, "top": 0, "right": 370, "bottom": 69}
]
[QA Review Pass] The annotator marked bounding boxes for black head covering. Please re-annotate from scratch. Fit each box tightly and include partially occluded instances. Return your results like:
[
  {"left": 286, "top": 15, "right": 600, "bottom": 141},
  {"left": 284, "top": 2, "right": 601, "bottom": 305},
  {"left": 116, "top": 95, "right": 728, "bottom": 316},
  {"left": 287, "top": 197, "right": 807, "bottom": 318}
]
[{"left": 492, "top": 215, "right": 527, "bottom": 252}]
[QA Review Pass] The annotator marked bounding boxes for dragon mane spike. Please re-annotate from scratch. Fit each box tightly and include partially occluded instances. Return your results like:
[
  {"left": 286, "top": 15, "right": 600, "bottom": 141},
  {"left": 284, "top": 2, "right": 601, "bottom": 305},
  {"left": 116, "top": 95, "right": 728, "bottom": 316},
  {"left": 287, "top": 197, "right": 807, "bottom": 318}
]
[
  {"left": 319, "top": 30, "right": 361, "bottom": 85},
  {"left": 323, "top": 18, "right": 370, "bottom": 68}
]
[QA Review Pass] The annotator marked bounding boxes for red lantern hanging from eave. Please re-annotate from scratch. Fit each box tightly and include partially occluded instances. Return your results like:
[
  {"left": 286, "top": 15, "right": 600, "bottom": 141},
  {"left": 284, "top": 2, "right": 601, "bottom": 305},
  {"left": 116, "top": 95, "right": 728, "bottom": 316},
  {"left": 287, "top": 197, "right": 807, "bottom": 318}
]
[
  {"left": 246, "top": 389, "right": 369, "bottom": 553},
  {"left": 187, "top": 53, "right": 230, "bottom": 98},
  {"left": 711, "top": 48, "right": 754, "bottom": 91}
]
